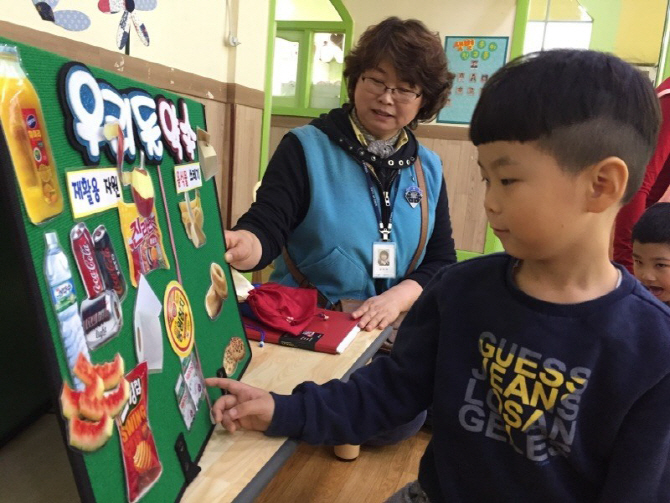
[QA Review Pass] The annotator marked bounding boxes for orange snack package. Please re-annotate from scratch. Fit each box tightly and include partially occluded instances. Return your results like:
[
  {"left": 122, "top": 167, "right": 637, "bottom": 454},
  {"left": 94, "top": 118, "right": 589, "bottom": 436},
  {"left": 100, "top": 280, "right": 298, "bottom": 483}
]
[
  {"left": 118, "top": 196, "right": 169, "bottom": 288},
  {"left": 116, "top": 361, "right": 162, "bottom": 503},
  {"left": 0, "top": 45, "right": 63, "bottom": 224}
]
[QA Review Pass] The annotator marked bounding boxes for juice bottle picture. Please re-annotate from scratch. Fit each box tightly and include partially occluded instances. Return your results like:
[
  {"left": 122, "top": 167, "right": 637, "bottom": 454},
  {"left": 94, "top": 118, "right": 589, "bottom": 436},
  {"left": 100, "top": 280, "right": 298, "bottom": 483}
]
[{"left": 0, "top": 45, "right": 63, "bottom": 224}]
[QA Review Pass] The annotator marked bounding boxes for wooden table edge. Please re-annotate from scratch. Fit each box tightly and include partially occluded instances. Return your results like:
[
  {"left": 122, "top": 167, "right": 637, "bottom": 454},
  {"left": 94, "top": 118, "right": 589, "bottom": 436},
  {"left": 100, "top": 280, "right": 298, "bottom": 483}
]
[{"left": 229, "top": 327, "right": 390, "bottom": 503}]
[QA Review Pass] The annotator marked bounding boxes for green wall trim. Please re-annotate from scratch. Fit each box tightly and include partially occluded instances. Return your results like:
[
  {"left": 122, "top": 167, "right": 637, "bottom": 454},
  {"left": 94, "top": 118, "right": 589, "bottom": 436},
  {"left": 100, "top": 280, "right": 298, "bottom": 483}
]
[
  {"left": 330, "top": 0, "right": 354, "bottom": 105},
  {"left": 456, "top": 249, "right": 483, "bottom": 262},
  {"left": 276, "top": 20, "right": 346, "bottom": 31},
  {"left": 510, "top": 0, "right": 531, "bottom": 59},
  {"left": 660, "top": 0, "right": 670, "bottom": 83},
  {"left": 330, "top": 0, "right": 353, "bottom": 26},
  {"left": 260, "top": 0, "right": 277, "bottom": 178},
  {"left": 581, "top": 0, "right": 621, "bottom": 55},
  {"left": 483, "top": 225, "right": 506, "bottom": 254},
  {"left": 272, "top": 106, "right": 330, "bottom": 117}
]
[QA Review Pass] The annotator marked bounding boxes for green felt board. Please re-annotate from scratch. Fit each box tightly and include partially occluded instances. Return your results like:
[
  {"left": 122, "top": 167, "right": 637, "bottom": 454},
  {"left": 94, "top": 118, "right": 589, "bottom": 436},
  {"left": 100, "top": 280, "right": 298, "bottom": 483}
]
[{"left": 0, "top": 37, "right": 252, "bottom": 502}]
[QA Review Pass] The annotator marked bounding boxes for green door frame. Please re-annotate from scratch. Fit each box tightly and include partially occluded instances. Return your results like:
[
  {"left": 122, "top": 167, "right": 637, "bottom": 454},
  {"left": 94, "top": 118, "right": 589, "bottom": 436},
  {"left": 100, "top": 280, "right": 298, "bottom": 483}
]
[{"left": 260, "top": 0, "right": 277, "bottom": 178}]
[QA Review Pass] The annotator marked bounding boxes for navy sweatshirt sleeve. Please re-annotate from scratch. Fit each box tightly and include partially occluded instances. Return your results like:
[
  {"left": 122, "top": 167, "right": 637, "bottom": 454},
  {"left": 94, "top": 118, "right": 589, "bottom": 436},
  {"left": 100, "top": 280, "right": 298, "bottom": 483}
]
[
  {"left": 233, "top": 132, "right": 457, "bottom": 282},
  {"left": 597, "top": 372, "right": 670, "bottom": 502},
  {"left": 265, "top": 266, "right": 447, "bottom": 444}
]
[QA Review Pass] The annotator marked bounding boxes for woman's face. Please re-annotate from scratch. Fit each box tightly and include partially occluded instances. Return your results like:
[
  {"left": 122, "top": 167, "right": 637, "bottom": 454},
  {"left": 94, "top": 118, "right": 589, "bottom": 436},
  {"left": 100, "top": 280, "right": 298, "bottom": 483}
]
[{"left": 353, "top": 60, "right": 424, "bottom": 140}]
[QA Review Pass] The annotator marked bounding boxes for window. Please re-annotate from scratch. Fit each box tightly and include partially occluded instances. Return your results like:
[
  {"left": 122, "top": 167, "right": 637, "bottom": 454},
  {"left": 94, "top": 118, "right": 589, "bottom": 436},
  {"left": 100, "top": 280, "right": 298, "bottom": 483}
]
[
  {"left": 271, "top": 23, "right": 347, "bottom": 116},
  {"left": 523, "top": 20, "right": 592, "bottom": 53},
  {"left": 310, "top": 32, "right": 344, "bottom": 109},
  {"left": 524, "top": 0, "right": 593, "bottom": 53},
  {"left": 273, "top": 32, "right": 301, "bottom": 107}
]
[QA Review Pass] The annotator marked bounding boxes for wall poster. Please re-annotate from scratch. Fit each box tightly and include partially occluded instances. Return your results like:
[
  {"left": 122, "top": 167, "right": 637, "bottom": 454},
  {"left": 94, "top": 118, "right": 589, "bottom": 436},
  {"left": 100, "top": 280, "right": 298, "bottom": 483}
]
[{"left": 437, "top": 36, "right": 509, "bottom": 125}]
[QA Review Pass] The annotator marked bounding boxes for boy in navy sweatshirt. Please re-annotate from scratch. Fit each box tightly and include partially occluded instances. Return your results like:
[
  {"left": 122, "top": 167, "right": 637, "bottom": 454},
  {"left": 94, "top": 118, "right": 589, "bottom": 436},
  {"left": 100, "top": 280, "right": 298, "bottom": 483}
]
[{"left": 207, "top": 49, "right": 670, "bottom": 502}]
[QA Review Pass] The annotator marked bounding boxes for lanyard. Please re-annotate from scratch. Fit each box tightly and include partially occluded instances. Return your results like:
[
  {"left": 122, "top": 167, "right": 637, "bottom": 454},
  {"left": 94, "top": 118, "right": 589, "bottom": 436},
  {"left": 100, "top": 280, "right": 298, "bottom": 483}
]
[{"left": 361, "top": 162, "right": 400, "bottom": 241}]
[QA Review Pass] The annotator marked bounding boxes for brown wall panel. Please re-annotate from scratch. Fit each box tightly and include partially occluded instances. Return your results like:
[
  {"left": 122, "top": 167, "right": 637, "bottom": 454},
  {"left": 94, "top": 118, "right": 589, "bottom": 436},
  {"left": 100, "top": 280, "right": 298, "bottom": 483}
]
[
  {"left": 188, "top": 98, "right": 232, "bottom": 227},
  {"left": 230, "top": 105, "right": 263, "bottom": 227}
]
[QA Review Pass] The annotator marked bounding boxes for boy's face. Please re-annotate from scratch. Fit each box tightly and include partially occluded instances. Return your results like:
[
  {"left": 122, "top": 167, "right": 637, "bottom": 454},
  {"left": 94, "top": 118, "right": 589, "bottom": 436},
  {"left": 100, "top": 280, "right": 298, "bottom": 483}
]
[
  {"left": 478, "top": 141, "right": 591, "bottom": 261},
  {"left": 632, "top": 241, "right": 670, "bottom": 303}
]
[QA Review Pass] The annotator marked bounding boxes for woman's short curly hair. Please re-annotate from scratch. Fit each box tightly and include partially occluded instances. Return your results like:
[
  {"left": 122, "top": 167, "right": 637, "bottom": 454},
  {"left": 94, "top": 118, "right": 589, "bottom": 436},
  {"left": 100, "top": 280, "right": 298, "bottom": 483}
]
[{"left": 343, "top": 17, "right": 454, "bottom": 129}]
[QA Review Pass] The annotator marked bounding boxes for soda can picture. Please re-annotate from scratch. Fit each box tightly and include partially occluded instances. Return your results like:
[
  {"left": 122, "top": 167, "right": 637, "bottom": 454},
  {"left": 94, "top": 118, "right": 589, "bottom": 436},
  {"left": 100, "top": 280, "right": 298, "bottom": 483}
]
[
  {"left": 70, "top": 222, "right": 106, "bottom": 299},
  {"left": 80, "top": 290, "right": 123, "bottom": 350},
  {"left": 92, "top": 224, "right": 127, "bottom": 302}
]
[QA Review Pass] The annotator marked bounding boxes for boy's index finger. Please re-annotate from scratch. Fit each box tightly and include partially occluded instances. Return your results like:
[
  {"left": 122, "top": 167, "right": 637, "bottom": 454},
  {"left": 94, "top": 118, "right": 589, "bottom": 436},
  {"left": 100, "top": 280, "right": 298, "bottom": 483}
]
[{"left": 205, "top": 377, "right": 236, "bottom": 394}]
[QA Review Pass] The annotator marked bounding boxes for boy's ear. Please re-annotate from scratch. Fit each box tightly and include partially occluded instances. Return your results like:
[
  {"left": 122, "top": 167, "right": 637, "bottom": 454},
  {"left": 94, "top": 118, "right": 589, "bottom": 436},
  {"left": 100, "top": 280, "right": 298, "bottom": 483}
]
[{"left": 584, "top": 157, "right": 628, "bottom": 213}]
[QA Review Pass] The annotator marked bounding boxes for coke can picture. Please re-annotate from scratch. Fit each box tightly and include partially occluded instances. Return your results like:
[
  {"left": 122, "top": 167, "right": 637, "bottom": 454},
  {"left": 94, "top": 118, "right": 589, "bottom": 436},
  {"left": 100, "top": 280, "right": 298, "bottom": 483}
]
[
  {"left": 92, "top": 224, "right": 127, "bottom": 302},
  {"left": 70, "top": 222, "right": 105, "bottom": 299}
]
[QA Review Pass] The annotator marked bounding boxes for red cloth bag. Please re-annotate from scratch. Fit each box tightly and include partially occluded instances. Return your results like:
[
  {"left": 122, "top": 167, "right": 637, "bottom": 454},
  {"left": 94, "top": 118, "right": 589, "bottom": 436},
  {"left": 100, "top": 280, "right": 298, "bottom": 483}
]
[{"left": 245, "top": 283, "right": 317, "bottom": 335}]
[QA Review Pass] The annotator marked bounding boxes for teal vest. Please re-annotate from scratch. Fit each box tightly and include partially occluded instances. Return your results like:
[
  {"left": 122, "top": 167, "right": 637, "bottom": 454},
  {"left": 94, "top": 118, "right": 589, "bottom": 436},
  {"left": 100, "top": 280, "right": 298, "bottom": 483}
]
[{"left": 270, "top": 125, "right": 442, "bottom": 303}]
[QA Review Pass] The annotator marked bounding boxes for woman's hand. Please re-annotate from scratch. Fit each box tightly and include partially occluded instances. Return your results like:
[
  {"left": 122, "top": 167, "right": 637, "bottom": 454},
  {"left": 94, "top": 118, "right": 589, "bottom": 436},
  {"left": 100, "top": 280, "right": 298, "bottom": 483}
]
[
  {"left": 224, "top": 230, "right": 262, "bottom": 271},
  {"left": 205, "top": 378, "right": 275, "bottom": 433},
  {"left": 351, "top": 279, "right": 422, "bottom": 331}
]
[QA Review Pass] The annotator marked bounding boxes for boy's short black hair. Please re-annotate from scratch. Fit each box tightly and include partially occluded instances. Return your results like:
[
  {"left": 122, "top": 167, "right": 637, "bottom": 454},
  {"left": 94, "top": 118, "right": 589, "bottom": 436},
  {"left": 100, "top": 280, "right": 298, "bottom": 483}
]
[
  {"left": 470, "top": 49, "right": 661, "bottom": 204},
  {"left": 632, "top": 203, "right": 670, "bottom": 245}
]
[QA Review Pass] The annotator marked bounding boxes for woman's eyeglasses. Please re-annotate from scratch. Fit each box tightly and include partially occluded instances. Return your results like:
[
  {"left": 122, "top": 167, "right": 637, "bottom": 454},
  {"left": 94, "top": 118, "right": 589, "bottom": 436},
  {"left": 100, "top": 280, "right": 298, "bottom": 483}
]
[{"left": 360, "top": 76, "right": 422, "bottom": 104}]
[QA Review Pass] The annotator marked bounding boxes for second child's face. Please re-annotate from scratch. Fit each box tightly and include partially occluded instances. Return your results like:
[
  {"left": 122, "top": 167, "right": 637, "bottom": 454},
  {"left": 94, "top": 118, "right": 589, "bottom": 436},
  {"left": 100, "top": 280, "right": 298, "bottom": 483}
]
[
  {"left": 478, "top": 141, "right": 591, "bottom": 261},
  {"left": 633, "top": 241, "right": 670, "bottom": 303}
]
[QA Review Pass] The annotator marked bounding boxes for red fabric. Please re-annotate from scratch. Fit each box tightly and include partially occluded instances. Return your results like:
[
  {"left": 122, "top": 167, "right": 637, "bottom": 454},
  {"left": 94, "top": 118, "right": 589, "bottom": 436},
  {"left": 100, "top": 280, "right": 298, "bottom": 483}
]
[
  {"left": 245, "top": 283, "right": 317, "bottom": 335},
  {"left": 613, "top": 78, "right": 670, "bottom": 272}
]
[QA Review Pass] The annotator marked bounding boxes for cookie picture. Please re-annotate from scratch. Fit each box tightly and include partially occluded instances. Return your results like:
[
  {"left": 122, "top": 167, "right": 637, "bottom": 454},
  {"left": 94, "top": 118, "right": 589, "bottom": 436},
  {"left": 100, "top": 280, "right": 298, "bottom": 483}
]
[
  {"left": 223, "top": 352, "right": 237, "bottom": 376},
  {"left": 228, "top": 337, "right": 245, "bottom": 361},
  {"left": 222, "top": 336, "right": 246, "bottom": 376}
]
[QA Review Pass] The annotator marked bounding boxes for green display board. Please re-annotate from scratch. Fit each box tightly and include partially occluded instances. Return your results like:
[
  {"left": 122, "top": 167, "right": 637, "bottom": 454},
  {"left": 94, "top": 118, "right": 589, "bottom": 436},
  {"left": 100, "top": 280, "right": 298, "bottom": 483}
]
[{"left": 0, "top": 37, "right": 251, "bottom": 502}]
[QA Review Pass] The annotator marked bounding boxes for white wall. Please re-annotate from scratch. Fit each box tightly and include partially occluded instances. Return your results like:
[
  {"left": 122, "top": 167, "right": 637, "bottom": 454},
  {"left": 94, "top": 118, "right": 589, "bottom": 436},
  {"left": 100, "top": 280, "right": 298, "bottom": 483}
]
[
  {"left": 232, "top": 0, "right": 271, "bottom": 90},
  {"left": 0, "top": 0, "right": 269, "bottom": 90},
  {"left": 342, "top": 0, "right": 516, "bottom": 50},
  {"left": 276, "top": 0, "right": 341, "bottom": 21}
]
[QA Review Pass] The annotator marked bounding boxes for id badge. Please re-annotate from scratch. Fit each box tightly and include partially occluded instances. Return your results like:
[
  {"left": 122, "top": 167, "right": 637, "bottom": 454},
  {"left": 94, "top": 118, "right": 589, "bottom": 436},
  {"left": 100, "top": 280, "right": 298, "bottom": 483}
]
[{"left": 372, "top": 242, "right": 396, "bottom": 279}]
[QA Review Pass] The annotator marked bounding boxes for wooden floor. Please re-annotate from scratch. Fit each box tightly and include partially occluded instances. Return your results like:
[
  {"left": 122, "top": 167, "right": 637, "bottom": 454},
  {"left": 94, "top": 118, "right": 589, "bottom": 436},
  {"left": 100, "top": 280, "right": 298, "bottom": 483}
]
[
  {"left": 1, "top": 413, "right": 430, "bottom": 503},
  {"left": 1, "top": 413, "right": 79, "bottom": 503},
  {"left": 256, "top": 428, "right": 432, "bottom": 503}
]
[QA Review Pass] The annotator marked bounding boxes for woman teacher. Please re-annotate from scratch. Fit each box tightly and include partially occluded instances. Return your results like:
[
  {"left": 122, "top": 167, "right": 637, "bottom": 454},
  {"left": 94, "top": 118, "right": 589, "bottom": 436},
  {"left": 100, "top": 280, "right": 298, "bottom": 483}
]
[{"left": 226, "top": 17, "right": 457, "bottom": 334}]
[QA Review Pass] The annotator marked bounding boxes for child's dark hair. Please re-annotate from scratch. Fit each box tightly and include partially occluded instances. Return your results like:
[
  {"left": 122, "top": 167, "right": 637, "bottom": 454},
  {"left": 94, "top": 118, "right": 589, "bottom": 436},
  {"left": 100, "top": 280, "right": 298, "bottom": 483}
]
[
  {"left": 632, "top": 203, "right": 670, "bottom": 245},
  {"left": 470, "top": 49, "right": 661, "bottom": 203}
]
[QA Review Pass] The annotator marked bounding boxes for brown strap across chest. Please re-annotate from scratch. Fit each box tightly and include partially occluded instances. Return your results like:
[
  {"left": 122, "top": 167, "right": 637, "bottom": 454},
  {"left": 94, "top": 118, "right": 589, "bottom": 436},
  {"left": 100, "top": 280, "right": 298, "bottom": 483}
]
[{"left": 406, "top": 155, "right": 428, "bottom": 276}]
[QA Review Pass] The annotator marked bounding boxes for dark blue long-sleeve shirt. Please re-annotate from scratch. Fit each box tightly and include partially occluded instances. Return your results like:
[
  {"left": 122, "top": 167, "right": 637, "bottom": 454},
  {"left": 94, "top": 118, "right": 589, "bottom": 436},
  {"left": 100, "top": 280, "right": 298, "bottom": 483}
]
[{"left": 266, "top": 254, "right": 670, "bottom": 502}]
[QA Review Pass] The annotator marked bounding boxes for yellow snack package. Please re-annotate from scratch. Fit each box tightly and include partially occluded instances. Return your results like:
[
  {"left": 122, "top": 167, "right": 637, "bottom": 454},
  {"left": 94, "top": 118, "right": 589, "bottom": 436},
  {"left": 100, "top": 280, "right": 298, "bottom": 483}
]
[{"left": 178, "top": 190, "right": 206, "bottom": 248}]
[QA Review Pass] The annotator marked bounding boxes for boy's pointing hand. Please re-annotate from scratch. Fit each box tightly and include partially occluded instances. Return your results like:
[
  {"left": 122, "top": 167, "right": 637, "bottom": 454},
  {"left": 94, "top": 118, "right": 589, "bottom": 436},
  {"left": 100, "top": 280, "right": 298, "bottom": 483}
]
[{"left": 205, "top": 378, "right": 275, "bottom": 433}]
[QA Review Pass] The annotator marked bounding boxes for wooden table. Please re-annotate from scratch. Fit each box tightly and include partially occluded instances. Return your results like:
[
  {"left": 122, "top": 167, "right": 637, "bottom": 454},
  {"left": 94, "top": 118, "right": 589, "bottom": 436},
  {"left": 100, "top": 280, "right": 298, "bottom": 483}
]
[{"left": 181, "top": 327, "right": 389, "bottom": 503}]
